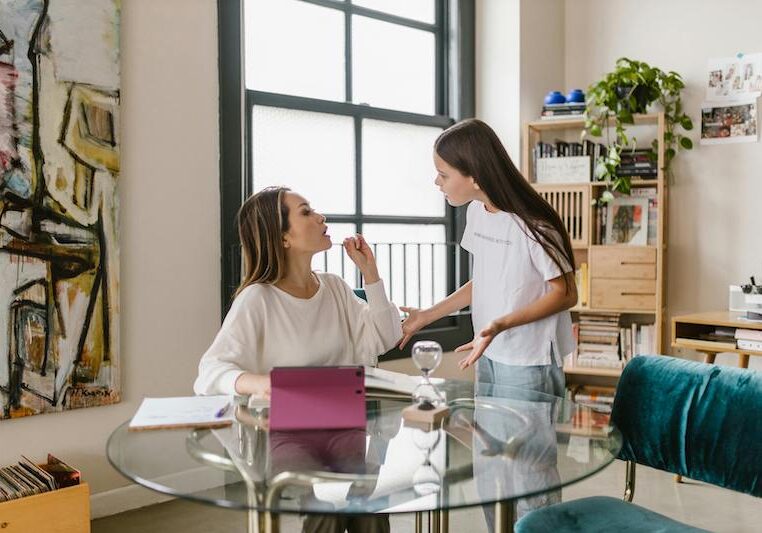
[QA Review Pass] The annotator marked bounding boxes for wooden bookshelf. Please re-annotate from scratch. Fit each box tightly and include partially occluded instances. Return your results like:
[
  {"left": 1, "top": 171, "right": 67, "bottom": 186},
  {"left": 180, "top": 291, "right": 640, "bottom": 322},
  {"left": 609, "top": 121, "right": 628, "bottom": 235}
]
[{"left": 524, "top": 113, "right": 668, "bottom": 384}]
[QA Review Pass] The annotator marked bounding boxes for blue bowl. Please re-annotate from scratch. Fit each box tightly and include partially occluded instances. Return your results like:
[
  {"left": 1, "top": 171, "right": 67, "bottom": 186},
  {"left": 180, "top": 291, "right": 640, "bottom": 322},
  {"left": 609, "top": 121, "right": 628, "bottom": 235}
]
[
  {"left": 566, "top": 89, "right": 585, "bottom": 103},
  {"left": 544, "top": 91, "right": 566, "bottom": 105}
]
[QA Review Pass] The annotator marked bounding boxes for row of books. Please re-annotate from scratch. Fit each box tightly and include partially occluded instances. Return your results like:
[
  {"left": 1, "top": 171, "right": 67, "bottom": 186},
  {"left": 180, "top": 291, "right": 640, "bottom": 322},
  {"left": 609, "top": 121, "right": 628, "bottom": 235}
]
[
  {"left": 677, "top": 327, "right": 762, "bottom": 352},
  {"left": 617, "top": 149, "right": 658, "bottom": 177},
  {"left": 0, "top": 455, "right": 79, "bottom": 501},
  {"left": 572, "top": 313, "right": 657, "bottom": 369},
  {"left": 572, "top": 386, "right": 615, "bottom": 414},
  {"left": 574, "top": 313, "right": 623, "bottom": 369},
  {"left": 534, "top": 139, "right": 606, "bottom": 159}
]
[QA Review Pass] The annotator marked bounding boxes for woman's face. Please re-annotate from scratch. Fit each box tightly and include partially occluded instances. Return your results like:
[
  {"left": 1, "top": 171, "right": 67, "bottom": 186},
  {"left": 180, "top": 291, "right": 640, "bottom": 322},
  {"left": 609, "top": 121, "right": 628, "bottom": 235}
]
[
  {"left": 433, "top": 151, "right": 479, "bottom": 207},
  {"left": 282, "top": 192, "right": 331, "bottom": 254}
]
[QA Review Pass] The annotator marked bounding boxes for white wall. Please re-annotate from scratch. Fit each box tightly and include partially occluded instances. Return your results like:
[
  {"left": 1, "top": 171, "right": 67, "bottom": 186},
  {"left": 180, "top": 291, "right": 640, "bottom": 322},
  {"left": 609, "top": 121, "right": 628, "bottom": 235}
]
[
  {"left": 476, "top": 0, "right": 566, "bottom": 160},
  {"left": 0, "top": 0, "right": 221, "bottom": 500},
  {"left": 565, "top": 0, "right": 762, "bottom": 369}
]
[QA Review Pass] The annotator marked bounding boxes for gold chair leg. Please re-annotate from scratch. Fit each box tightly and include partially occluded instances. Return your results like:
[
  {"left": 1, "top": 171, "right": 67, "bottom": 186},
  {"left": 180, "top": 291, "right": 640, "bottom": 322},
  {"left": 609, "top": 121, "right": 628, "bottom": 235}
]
[
  {"left": 623, "top": 461, "right": 636, "bottom": 502},
  {"left": 494, "top": 500, "right": 515, "bottom": 533},
  {"left": 675, "top": 474, "right": 683, "bottom": 483}
]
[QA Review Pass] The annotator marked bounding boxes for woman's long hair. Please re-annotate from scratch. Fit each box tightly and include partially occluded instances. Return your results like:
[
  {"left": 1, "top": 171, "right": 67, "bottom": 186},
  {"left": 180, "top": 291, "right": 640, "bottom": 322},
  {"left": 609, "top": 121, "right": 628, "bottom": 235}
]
[
  {"left": 235, "top": 186, "right": 291, "bottom": 297},
  {"left": 435, "top": 119, "right": 576, "bottom": 291}
]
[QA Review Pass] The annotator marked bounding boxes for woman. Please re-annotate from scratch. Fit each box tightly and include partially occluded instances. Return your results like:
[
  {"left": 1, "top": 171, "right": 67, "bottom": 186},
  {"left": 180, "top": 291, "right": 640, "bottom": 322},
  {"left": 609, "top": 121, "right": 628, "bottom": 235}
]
[{"left": 194, "top": 186, "right": 401, "bottom": 399}]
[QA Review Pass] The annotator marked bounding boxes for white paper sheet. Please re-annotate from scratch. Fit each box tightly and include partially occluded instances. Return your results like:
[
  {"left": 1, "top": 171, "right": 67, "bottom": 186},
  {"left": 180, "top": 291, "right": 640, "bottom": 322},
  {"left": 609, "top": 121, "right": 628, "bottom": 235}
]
[{"left": 129, "top": 395, "right": 234, "bottom": 429}]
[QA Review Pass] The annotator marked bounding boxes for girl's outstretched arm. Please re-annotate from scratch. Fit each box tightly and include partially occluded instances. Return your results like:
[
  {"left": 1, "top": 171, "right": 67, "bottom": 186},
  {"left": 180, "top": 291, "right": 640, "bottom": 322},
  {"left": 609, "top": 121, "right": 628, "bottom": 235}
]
[{"left": 399, "top": 281, "right": 473, "bottom": 348}]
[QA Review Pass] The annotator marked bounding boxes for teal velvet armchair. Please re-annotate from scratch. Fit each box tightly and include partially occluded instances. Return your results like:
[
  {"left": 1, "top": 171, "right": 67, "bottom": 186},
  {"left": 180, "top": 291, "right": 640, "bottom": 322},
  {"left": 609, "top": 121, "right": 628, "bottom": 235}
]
[{"left": 515, "top": 355, "right": 762, "bottom": 532}]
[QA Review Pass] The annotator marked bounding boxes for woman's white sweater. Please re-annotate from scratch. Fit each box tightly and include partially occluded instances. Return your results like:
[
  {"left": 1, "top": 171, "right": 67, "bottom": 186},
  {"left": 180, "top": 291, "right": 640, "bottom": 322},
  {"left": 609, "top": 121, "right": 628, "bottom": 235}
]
[{"left": 193, "top": 273, "right": 402, "bottom": 395}]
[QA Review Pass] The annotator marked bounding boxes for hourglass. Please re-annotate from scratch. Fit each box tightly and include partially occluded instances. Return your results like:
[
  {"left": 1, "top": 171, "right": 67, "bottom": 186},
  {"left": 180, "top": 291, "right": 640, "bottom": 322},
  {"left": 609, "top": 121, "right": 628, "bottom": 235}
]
[
  {"left": 403, "top": 341, "right": 449, "bottom": 426},
  {"left": 411, "top": 340, "right": 445, "bottom": 409}
]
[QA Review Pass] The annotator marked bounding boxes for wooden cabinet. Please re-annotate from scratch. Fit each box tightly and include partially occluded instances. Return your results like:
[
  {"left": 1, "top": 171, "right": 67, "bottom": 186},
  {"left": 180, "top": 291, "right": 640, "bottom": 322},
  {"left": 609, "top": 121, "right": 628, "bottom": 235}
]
[
  {"left": 523, "top": 113, "right": 668, "bottom": 386},
  {"left": 591, "top": 278, "right": 656, "bottom": 310},
  {"left": 0, "top": 483, "right": 90, "bottom": 533},
  {"left": 590, "top": 246, "right": 656, "bottom": 279}
]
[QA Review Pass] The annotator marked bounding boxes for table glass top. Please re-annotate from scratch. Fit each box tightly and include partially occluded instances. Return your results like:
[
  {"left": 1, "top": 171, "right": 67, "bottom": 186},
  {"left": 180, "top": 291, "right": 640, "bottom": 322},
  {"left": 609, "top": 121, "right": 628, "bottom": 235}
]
[{"left": 107, "top": 379, "right": 621, "bottom": 514}]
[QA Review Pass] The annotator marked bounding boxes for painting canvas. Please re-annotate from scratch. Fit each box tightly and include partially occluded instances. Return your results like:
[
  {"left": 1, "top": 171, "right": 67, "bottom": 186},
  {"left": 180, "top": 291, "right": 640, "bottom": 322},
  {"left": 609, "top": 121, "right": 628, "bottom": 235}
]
[
  {"left": 605, "top": 197, "right": 648, "bottom": 246},
  {"left": 0, "top": 0, "right": 120, "bottom": 419}
]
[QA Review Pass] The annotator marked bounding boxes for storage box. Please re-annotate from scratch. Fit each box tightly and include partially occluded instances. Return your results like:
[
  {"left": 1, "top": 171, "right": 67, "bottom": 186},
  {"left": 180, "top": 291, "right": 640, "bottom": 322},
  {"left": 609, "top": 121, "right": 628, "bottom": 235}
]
[
  {"left": 0, "top": 483, "right": 90, "bottom": 533},
  {"left": 536, "top": 156, "right": 591, "bottom": 184}
]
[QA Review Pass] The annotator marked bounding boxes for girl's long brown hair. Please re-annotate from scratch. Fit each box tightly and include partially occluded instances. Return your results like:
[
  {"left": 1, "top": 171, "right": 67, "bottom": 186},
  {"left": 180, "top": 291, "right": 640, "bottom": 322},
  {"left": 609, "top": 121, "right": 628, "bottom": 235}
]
[
  {"left": 235, "top": 186, "right": 291, "bottom": 297},
  {"left": 435, "top": 119, "right": 576, "bottom": 290}
]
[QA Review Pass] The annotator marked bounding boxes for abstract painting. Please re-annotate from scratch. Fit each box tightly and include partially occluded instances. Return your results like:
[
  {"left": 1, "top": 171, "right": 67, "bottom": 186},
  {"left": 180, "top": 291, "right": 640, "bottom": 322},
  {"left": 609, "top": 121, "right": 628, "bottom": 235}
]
[{"left": 0, "top": 0, "right": 120, "bottom": 419}]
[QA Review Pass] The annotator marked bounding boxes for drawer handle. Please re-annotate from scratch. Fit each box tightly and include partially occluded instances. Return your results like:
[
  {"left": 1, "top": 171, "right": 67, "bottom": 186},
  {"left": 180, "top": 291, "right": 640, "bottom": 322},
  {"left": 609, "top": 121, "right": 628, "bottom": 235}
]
[
  {"left": 621, "top": 292, "right": 654, "bottom": 296},
  {"left": 620, "top": 261, "right": 654, "bottom": 266}
]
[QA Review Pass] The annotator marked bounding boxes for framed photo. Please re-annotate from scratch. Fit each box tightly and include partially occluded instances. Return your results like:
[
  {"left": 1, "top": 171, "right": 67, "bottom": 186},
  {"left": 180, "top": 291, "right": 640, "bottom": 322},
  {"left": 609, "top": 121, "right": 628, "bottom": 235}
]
[
  {"left": 701, "top": 99, "right": 758, "bottom": 145},
  {"left": 606, "top": 197, "right": 649, "bottom": 246}
]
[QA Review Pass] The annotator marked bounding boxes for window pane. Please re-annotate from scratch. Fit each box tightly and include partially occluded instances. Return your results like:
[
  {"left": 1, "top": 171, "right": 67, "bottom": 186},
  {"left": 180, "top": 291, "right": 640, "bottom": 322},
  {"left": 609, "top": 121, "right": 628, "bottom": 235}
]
[
  {"left": 354, "top": 0, "right": 435, "bottom": 23},
  {"left": 245, "top": 0, "right": 345, "bottom": 100},
  {"left": 252, "top": 106, "right": 354, "bottom": 214},
  {"left": 362, "top": 224, "right": 447, "bottom": 308},
  {"left": 312, "top": 223, "right": 358, "bottom": 288},
  {"left": 352, "top": 16, "right": 435, "bottom": 114},
  {"left": 362, "top": 120, "right": 444, "bottom": 217}
]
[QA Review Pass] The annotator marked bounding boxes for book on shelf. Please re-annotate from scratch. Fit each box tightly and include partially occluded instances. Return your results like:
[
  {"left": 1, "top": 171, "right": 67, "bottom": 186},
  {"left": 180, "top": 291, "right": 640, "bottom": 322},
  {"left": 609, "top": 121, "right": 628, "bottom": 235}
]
[
  {"left": 737, "top": 339, "right": 762, "bottom": 351},
  {"left": 735, "top": 328, "right": 762, "bottom": 342},
  {"left": 575, "top": 262, "right": 588, "bottom": 306}
]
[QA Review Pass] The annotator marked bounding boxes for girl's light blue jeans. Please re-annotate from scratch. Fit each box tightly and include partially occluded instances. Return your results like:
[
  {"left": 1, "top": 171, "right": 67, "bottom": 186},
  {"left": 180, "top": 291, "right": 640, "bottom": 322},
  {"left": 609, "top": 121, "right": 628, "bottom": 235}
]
[{"left": 475, "top": 355, "right": 565, "bottom": 398}]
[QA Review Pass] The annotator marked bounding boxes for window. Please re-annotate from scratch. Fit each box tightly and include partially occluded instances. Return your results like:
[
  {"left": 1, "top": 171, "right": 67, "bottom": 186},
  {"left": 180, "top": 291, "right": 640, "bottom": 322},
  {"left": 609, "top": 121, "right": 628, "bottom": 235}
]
[{"left": 219, "top": 0, "right": 475, "bottom": 356}]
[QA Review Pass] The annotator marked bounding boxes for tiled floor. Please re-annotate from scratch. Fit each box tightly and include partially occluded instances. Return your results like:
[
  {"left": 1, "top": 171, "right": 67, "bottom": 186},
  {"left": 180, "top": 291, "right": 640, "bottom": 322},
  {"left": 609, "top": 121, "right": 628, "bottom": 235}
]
[{"left": 92, "top": 461, "right": 762, "bottom": 532}]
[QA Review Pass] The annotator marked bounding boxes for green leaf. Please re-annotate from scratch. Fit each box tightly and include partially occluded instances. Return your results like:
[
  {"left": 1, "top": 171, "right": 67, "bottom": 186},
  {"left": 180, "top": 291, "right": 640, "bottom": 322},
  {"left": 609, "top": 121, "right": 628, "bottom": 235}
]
[
  {"left": 601, "top": 190, "right": 615, "bottom": 203},
  {"left": 590, "top": 124, "right": 602, "bottom": 137},
  {"left": 681, "top": 116, "right": 693, "bottom": 130},
  {"left": 680, "top": 137, "right": 693, "bottom": 149}
]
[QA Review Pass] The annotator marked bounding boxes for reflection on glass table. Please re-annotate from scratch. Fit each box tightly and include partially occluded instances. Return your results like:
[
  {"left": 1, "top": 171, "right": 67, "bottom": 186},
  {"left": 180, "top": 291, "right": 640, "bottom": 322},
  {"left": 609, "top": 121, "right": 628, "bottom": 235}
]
[{"left": 107, "top": 380, "right": 621, "bottom": 533}]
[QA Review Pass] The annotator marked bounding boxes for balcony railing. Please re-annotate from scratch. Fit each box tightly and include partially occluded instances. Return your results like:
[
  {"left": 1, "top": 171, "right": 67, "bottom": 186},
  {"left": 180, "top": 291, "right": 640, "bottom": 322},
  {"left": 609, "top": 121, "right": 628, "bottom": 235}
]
[{"left": 312, "top": 242, "right": 471, "bottom": 310}]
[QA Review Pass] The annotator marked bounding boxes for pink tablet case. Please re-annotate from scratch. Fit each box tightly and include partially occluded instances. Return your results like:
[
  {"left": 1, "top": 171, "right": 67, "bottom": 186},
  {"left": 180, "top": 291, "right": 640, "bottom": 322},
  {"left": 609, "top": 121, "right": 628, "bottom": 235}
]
[{"left": 269, "top": 366, "right": 367, "bottom": 431}]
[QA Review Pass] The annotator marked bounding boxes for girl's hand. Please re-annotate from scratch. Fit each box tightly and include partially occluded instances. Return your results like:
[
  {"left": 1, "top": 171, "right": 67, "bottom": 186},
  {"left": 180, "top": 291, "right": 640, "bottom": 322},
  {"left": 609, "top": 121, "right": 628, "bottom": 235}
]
[
  {"left": 343, "top": 234, "right": 380, "bottom": 284},
  {"left": 455, "top": 320, "right": 506, "bottom": 370},
  {"left": 399, "top": 307, "right": 432, "bottom": 349}
]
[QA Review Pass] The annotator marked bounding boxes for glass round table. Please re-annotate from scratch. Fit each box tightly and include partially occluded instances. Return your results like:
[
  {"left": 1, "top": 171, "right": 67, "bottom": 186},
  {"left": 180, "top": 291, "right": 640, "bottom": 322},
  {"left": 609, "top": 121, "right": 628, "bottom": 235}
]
[{"left": 107, "top": 379, "right": 621, "bottom": 533}]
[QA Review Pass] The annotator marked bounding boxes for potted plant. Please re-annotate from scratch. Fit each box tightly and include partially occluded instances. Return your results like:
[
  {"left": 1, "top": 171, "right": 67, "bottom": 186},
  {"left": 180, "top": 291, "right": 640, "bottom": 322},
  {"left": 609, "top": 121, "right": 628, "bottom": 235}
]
[{"left": 584, "top": 57, "right": 693, "bottom": 196}]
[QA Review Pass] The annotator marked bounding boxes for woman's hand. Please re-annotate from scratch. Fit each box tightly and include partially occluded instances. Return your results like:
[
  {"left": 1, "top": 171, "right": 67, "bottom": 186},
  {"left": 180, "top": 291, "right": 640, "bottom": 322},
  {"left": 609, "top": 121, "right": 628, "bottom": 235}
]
[
  {"left": 399, "top": 307, "right": 432, "bottom": 349},
  {"left": 234, "top": 373, "right": 271, "bottom": 399},
  {"left": 343, "top": 234, "right": 380, "bottom": 284},
  {"left": 455, "top": 319, "right": 507, "bottom": 370}
]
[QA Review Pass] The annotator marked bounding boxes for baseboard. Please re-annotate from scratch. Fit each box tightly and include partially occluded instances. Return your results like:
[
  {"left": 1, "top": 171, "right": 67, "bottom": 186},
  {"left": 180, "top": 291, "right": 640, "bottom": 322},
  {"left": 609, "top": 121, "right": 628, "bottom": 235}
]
[{"left": 90, "top": 466, "right": 228, "bottom": 519}]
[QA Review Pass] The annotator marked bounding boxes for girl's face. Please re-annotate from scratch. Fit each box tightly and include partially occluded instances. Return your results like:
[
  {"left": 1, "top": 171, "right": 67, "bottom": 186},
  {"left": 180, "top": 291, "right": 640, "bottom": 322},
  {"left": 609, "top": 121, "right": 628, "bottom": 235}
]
[
  {"left": 433, "top": 152, "right": 479, "bottom": 207},
  {"left": 282, "top": 192, "right": 331, "bottom": 254}
]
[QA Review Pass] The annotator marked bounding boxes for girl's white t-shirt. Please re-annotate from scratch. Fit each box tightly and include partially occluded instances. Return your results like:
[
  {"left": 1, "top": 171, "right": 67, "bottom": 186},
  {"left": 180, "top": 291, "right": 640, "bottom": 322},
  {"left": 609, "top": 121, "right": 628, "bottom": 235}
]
[
  {"left": 461, "top": 201, "right": 575, "bottom": 366},
  {"left": 193, "top": 273, "right": 402, "bottom": 395}
]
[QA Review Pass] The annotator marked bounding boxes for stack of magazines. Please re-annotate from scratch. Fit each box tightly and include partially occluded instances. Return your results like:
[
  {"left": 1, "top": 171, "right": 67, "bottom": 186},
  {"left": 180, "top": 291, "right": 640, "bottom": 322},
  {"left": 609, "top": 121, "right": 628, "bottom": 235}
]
[{"left": 0, "top": 454, "right": 79, "bottom": 501}]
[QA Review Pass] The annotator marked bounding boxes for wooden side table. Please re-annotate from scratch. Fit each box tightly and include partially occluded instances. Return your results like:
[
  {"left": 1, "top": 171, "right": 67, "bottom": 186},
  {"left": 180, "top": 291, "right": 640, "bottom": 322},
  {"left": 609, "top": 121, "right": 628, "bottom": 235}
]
[{"left": 672, "top": 311, "right": 762, "bottom": 369}]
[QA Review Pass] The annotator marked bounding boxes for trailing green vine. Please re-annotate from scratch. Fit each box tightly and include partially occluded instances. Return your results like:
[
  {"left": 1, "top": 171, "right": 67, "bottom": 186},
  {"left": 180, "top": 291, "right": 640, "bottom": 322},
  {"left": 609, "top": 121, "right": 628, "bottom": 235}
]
[{"left": 584, "top": 57, "right": 694, "bottom": 197}]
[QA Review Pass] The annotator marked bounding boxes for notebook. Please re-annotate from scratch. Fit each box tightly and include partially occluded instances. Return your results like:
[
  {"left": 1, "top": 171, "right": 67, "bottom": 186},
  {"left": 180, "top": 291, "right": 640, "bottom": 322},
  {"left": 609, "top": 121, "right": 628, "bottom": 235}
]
[
  {"left": 269, "top": 366, "right": 366, "bottom": 431},
  {"left": 128, "top": 395, "right": 235, "bottom": 431}
]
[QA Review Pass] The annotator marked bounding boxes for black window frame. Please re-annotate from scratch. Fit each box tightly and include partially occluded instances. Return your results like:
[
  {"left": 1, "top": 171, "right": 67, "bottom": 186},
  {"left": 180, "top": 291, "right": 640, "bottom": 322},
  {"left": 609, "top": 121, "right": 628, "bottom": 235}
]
[{"left": 218, "top": 0, "right": 475, "bottom": 358}]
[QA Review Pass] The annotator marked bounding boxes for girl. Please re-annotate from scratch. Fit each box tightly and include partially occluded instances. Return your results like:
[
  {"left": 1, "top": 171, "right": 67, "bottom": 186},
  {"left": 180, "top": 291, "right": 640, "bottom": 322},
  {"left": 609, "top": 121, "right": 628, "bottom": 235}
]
[
  {"left": 400, "top": 119, "right": 577, "bottom": 397},
  {"left": 194, "top": 186, "right": 401, "bottom": 399}
]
